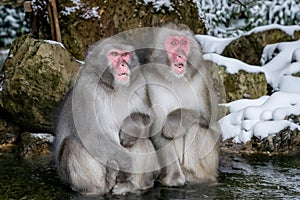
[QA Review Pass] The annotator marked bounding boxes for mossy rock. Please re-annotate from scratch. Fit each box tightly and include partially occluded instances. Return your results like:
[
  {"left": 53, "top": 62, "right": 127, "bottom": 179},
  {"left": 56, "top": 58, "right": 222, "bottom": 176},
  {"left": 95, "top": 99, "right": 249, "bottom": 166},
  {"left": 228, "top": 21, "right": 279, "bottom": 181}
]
[
  {"left": 54, "top": 0, "right": 207, "bottom": 60},
  {"left": 0, "top": 34, "right": 80, "bottom": 133},
  {"left": 212, "top": 64, "right": 267, "bottom": 103},
  {"left": 21, "top": 132, "right": 54, "bottom": 158},
  {"left": 0, "top": 117, "right": 18, "bottom": 145},
  {"left": 251, "top": 128, "right": 300, "bottom": 154},
  {"left": 221, "top": 115, "right": 300, "bottom": 155},
  {"left": 222, "top": 29, "right": 295, "bottom": 65}
]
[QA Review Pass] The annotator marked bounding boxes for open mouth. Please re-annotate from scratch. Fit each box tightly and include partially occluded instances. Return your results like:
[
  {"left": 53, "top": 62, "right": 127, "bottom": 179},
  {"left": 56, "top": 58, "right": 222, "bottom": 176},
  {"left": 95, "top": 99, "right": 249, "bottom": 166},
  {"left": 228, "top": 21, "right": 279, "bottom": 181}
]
[
  {"left": 175, "top": 63, "right": 184, "bottom": 69},
  {"left": 117, "top": 73, "right": 129, "bottom": 81},
  {"left": 173, "top": 63, "right": 186, "bottom": 75},
  {"left": 118, "top": 73, "right": 128, "bottom": 77}
]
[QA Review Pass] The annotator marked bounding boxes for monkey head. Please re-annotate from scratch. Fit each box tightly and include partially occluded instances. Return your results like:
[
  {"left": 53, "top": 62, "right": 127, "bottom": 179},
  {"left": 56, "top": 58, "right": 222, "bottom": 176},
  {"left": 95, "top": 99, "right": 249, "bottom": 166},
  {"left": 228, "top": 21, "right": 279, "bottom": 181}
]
[
  {"left": 150, "top": 23, "right": 202, "bottom": 80},
  {"left": 106, "top": 48, "right": 131, "bottom": 84},
  {"left": 165, "top": 35, "right": 191, "bottom": 77},
  {"left": 85, "top": 40, "right": 139, "bottom": 88}
]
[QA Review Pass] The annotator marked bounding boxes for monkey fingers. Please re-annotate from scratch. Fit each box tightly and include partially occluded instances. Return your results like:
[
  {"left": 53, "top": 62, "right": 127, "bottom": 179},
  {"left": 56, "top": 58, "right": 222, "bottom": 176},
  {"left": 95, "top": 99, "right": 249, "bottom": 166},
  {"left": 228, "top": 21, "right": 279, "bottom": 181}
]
[{"left": 162, "top": 108, "right": 202, "bottom": 139}]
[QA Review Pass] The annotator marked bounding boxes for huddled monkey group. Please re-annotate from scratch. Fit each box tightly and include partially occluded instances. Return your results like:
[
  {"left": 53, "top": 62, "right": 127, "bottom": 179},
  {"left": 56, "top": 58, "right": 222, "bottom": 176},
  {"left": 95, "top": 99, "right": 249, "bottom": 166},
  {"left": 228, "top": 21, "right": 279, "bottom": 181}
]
[{"left": 54, "top": 23, "right": 221, "bottom": 196}]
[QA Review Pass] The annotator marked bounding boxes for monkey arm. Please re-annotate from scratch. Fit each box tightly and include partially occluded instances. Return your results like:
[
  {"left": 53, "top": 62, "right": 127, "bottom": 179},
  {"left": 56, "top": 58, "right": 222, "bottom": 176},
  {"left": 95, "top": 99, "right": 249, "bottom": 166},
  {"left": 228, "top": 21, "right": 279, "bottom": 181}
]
[
  {"left": 162, "top": 108, "right": 209, "bottom": 139},
  {"left": 119, "top": 112, "right": 151, "bottom": 147}
]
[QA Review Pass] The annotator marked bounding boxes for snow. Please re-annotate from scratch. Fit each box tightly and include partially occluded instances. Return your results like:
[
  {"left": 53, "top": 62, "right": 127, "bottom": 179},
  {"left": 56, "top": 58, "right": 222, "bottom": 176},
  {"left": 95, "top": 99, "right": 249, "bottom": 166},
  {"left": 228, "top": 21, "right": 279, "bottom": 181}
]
[
  {"left": 197, "top": 26, "right": 300, "bottom": 90},
  {"left": 143, "top": 0, "right": 174, "bottom": 11},
  {"left": 197, "top": 24, "right": 300, "bottom": 143},
  {"left": 44, "top": 40, "right": 65, "bottom": 49},
  {"left": 247, "top": 24, "right": 300, "bottom": 37},
  {"left": 219, "top": 92, "right": 300, "bottom": 143},
  {"left": 195, "top": 35, "right": 235, "bottom": 54},
  {"left": 60, "top": 0, "right": 101, "bottom": 19},
  {"left": 202, "top": 53, "right": 263, "bottom": 74},
  {"left": 31, "top": 133, "right": 55, "bottom": 143},
  {"left": 196, "top": 0, "right": 300, "bottom": 38}
]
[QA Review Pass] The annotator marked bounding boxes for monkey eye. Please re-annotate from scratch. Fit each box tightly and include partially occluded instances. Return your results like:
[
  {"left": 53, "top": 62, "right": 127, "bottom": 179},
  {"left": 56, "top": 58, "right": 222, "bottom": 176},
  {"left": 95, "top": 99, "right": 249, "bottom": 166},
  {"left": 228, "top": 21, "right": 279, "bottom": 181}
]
[
  {"left": 181, "top": 40, "right": 187, "bottom": 45},
  {"left": 171, "top": 40, "right": 177, "bottom": 45},
  {"left": 111, "top": 51, "right": 118, "bottom": 56},
  {"left": 121, "top": 52, "right": 129, "bottom": 57}
]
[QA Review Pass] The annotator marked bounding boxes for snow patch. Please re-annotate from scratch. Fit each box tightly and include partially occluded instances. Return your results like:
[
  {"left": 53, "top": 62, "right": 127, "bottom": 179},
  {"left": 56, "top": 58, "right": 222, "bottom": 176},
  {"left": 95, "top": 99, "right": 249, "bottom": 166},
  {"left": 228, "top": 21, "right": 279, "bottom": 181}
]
[
  {"left": 202, "top": 53, "right": 263, "bottom": 74},
  {"left": 195, "top": 35, "right": 235, "bottom": 54},
  {"left": 31, "top": 133, "right": 55, "bottom": 143},
  {"left": 60, "top": 0, "right": 100, "bottom": 19},
  {"left": 44, "top": 40, "right": 65, "bottom": 49},
  {"left": 198, "top": 33, "right": 300, "bottom": 91},
  {"left": 143, "top": 0, "right": 174, "bottom": 11},
  {"left": 219, "top": 92, "right": 300, "bottom": 143},
  {"left": 247, "top": 24, "right": 300, "bottom": 37}
]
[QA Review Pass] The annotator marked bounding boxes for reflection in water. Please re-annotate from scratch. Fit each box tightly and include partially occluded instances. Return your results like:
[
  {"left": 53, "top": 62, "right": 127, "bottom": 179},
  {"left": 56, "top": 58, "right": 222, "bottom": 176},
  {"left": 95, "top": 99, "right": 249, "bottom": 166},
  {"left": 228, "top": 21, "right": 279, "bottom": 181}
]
[{"left": 0, "top": 152, "right": 299, "bottom": 199}]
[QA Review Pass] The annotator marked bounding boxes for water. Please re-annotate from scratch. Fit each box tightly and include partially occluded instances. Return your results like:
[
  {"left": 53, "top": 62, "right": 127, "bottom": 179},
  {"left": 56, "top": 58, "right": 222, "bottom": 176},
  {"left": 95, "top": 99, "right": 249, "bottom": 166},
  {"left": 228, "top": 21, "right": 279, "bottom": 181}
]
[{"left": 0, "top": 152, "right": 299, "bottom": 200}]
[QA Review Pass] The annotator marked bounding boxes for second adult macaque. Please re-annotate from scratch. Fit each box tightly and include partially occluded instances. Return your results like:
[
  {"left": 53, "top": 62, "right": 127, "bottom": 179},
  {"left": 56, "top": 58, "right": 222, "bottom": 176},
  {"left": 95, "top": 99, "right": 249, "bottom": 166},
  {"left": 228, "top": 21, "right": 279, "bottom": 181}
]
[
  {"left": 143, "top": 23, "right": 220, "bottom": 186},
  {"left": 54, "top": 38, "right": 157, "bottom": 196}
]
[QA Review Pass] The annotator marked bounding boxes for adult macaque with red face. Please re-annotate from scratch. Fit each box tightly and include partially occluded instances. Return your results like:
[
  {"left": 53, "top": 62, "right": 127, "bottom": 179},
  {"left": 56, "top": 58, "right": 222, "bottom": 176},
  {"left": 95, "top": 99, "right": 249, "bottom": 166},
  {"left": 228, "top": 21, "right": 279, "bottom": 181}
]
[
  {"left": 54, "top": 38, "right": 158, "bottom": 196},
  {"left": 164, "top": 35, "right": 190, "bottom": 76},
  {"left": 143, "top": 23, "right": 220, "bottom": 186}
]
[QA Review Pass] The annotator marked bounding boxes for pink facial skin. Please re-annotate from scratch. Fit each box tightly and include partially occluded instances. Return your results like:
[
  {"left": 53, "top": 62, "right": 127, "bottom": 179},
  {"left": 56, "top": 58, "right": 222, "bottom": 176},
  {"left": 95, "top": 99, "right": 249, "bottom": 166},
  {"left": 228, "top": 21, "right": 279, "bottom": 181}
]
[
  {"left": 107, "top": 49, "right": 131, "bottom": 83},
  {"left": 165, "top": 36, "right": 190, "bottom": 76}
]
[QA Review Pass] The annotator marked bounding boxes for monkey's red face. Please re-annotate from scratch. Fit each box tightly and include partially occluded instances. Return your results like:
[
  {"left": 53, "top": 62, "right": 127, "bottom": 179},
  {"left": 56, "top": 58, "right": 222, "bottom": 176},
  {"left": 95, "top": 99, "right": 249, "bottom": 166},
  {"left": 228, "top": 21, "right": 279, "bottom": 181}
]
[
  {"left": 107, "top": 49, "right": 131, "bottom": 83},
  {"left": 165, "top": 36, "right": 190, "bottom": 76}
]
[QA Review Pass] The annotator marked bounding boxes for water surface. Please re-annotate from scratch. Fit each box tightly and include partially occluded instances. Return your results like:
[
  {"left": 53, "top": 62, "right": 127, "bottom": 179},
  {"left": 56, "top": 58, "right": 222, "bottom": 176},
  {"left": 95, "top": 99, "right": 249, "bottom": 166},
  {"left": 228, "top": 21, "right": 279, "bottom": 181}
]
[{"left": 0, "top": 152, "right": 299, "bottom": 199}]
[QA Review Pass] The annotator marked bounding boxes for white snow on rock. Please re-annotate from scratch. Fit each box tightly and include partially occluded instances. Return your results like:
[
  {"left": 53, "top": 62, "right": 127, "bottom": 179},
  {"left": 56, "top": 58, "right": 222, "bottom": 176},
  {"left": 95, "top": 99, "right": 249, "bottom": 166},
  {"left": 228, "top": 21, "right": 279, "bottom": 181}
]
[
  {"left": 44, "top": 40, "right": 65, "bottom": 49},
  {"left": 219, "top": 92, "right": 300, "bottom": 143},
  {"left": 31, "top": 133, "right": 55, "bottom": 143},
  {"left": 196, "top": 24, "right": 300, "bottom": 143}
]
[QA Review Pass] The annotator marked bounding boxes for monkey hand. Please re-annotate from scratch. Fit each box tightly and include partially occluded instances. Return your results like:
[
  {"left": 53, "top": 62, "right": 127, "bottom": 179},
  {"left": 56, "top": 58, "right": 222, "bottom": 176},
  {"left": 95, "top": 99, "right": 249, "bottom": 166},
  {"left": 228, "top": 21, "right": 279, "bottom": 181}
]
[
  {"left": 162, "top": 123, "right": 186, "bottom": 139},
  {"left": 162, "top": 108, "right": 206, "bottom": 139},
  {"left": 119, "top": 131, "right": 138, "bottom": 147}
]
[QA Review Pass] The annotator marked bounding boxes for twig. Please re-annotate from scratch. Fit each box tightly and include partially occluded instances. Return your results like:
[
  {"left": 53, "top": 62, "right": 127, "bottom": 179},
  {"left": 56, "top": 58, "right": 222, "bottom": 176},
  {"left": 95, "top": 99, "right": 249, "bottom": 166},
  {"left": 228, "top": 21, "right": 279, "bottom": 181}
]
[{"left": 47, "top": 0, "right": 62, "bottom": 42}]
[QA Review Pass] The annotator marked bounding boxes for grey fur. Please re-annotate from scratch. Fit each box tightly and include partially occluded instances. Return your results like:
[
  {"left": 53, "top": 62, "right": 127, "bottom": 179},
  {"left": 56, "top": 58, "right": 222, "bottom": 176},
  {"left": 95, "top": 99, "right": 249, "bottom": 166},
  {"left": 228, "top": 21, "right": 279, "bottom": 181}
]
[
  {"left": 54, "top": 39, "right": 158, "bottom": 195},
  {"left": 143, "top": 23, "right": 221, "bottom": 186}
]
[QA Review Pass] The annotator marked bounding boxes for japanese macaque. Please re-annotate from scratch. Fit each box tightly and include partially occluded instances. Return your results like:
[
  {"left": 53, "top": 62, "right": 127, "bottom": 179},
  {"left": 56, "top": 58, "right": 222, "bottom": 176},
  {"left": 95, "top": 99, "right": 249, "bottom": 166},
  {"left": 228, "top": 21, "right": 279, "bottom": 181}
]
[
  {"left": 54, "top": 38, "right": 158, "bottom": 196},
  {"left": 143, "top": 23, "right": 220, "bottom": 186}
]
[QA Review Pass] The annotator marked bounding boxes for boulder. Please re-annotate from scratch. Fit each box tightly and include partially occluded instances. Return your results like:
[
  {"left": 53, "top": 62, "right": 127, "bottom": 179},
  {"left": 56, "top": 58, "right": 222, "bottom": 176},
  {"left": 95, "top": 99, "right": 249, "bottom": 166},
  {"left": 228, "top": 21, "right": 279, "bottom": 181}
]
[
  {"left": 222, "top": 29, "right": 298, "bottom": 65},
  {"left": 21, "top": 132, "right": 54, "bottom": 158},
  {"left": 34, "top": 0, "right": 207, "bottom": 60},
  {"left": 256, "top": 114, "right": 300, "bottom": 154},
  {"left": 251, "top": 128, "right": 300, "bottom": 154},
  {"left": 0, "top": 34, "right": 80, "bottom": 133},
  {"left": 221, "top": 115, "right": 300, "bottom": 155},
  {"left": 211, "top": 64, "right": 268, "bottom": 103}
]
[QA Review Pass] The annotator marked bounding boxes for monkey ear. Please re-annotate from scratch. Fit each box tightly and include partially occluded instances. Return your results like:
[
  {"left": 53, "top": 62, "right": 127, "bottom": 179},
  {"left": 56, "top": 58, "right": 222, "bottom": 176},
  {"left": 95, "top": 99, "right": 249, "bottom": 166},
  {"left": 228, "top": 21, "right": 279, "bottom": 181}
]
[{"left": 129, "top": 50, "right": 140, "bottom": 68}]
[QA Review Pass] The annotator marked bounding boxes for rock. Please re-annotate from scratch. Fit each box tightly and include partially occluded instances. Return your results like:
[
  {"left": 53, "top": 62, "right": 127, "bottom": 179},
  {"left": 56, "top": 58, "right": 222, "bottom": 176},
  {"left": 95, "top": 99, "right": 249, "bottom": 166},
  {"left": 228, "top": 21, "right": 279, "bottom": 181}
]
[
  {"left": 251, "top": 128, "right": 300, "bottom": 154},
  {"left": 0, "top": 118, "right": 18, "bottom": 142},
  {"left": 250, "top": 114, "right": 300, "bottom": 154},
  {"left": 21, "top": 132, "right": 54, "bottom": 158},
  {"left": 221, "top": 115, "right": 300, "bottom": 155},
  {"left": 0, "top": 34, "right": 80, "bottom": 133},
  {"left": 35, "top": 0, "right": 207, "bottom": 60},
  {"left": 222, "top": 29, "right": 296, "bottom": 65},
  {"left": 212, "top": 64, "right": 267, "bottom": 103}
]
